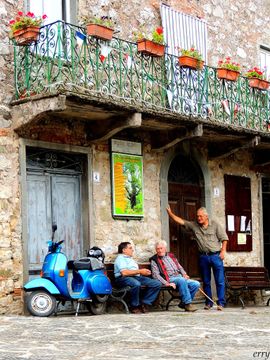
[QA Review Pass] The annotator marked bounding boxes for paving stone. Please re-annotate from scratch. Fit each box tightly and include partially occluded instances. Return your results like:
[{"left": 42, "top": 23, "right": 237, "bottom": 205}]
[{"left": 0, "top": 305, "right": 270, "bottom": 359}]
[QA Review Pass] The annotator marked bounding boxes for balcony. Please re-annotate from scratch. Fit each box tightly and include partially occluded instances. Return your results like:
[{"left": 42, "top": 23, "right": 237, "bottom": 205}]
[{"left": 12, "top": 21, "right": 270, "bottom": 157}]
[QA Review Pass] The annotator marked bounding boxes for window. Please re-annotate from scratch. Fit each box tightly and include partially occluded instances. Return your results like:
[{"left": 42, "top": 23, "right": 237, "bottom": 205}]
[
  {"left": 28, "top": 0, "right": 76, "bottom": 24},
  {"left": 224, "top": 175, "right": 252, "bottom": 252},
  {"left": 260, "top": 46, "right": 270, "bottom": 80}
]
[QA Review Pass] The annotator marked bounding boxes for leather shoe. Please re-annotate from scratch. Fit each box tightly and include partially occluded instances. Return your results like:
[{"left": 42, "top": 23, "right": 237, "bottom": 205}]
[
  {"left": 204, "top": 304, "right": 212, "bottom": 310},
  {"left": 217, "top": 305, "right": 224, "bottom": 311},
  {"left": 141, "top": 304, "right": 150, "bottom": 313},
  {"left": 184, "top": 303, "right": 198, "bottom": 312},
  {"left": 178, "top": 302, "right": 185, "bottom": 309},
  {"left": 130, "top": 307, "right": 142, "bottom": 314}
]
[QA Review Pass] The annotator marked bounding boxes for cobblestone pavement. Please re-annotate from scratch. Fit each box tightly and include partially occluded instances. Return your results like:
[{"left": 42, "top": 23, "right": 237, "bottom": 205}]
[{"left": 0, "top": 305, "right": 270, "bottom": 360}]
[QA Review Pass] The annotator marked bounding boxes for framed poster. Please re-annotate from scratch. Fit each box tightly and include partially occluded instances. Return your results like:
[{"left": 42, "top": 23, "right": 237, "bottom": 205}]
[{"left": 111, "top": 152, "right": 144, "bottom": 218}]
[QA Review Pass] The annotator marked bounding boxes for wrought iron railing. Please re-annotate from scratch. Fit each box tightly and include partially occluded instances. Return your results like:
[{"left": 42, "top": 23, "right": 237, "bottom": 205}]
[{"left": 13, "top": 20, "right": 270, "bottom": 133}]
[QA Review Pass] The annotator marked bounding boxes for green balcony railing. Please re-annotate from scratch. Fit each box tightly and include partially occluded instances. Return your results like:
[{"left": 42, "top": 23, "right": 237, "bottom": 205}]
[{"left": 13, "top": 20, "right": 270, "bottom": 133}]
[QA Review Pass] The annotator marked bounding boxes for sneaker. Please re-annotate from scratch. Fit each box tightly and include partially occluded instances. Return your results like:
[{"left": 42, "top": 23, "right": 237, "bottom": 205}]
[
  {"left": 217, "top": 305, "right": 224, "bottom": 311},
  {"left": 204, "top": 304, "right": 212, "bottom": 310},
  {"left": 130, "top": 307, "right": 142, "bottom": 314},
  {"left": 184, "top": 303, "right": 198, "bottom": 312}
]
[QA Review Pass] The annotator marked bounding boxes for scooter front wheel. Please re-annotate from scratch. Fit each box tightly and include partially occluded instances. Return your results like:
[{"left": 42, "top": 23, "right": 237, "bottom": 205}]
[
  {"left": 26, "top": 290, "right": 56, "bottom": 317},
  {"left": 87, "top": 301, "right": 106, "bottom": 315}
]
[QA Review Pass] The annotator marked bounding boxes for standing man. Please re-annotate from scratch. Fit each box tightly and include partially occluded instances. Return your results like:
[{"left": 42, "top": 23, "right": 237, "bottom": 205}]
[
  {"left": 166, "top": 206, "right": 228, "bottom": 310},
  {"left": 150, "top": 240, "right": 200, "bottom": 312},
  {"left": 114, "top": 242, "right": 161, "bottom": 314}
]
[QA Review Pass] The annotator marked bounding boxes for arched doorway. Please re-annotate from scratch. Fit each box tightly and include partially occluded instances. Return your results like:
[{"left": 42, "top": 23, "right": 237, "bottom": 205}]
[{"left": 168, "top": 154, "right": 204, "bottom": 278}]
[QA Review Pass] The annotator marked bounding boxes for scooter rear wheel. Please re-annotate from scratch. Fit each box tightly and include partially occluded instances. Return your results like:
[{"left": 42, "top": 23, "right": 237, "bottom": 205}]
[
  {"left": 87, "top": 301, "right": 106, "bottom": 315},
  {"left": 27, "top": 290, "right": 56, "bottom": 317}
]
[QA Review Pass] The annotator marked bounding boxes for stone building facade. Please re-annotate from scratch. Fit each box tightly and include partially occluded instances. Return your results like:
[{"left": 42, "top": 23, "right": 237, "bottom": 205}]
[{"left": 1, "top": 0, "right": 270, "bottom": 314}]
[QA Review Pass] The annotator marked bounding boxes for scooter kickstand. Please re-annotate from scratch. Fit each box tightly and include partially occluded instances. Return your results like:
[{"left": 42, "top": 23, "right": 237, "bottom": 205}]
[{"left": 75, "top": 301, "right": 81, "bottom": 316}]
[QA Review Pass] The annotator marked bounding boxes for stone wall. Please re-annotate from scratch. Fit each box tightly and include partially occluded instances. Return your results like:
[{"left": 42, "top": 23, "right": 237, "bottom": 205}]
[{"left": 0, "top": 0, "right": 269, "bottom": 314}]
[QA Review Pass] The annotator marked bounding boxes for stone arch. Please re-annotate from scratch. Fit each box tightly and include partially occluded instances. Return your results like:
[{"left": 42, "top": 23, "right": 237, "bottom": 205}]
[{"left": 160, "top": 142, "right": 212, "bottom": 246}]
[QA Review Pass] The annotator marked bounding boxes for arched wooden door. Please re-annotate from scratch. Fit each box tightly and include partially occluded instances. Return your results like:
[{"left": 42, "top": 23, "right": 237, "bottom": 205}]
[{"left": 168, "top": 154, "right": 204, "bottom": 278}]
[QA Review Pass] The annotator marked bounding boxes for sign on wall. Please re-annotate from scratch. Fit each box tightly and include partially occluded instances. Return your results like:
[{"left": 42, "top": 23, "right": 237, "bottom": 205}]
[{"left": 111, "top": 140, "right": 144, "bottom": 219}]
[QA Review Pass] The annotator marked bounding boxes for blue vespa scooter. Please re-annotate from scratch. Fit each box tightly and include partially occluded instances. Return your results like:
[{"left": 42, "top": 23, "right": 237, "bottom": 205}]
[{"left": 24, "top": 225, "right": 112, "bottom": 317}]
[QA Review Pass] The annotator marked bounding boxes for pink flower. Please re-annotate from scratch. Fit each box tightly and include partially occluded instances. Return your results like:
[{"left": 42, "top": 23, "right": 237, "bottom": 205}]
[
  {"left": 17, "top": 11, "right": 23, "bottom": 16},
  {"left": 42, "top": 14, "right": 47, "bottom": 20},
  {"left": 9, "top": 19, "right": 15, "bottom": 24}
]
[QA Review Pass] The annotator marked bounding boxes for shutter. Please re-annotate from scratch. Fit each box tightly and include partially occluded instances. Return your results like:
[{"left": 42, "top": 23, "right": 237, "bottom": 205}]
[
  {"left": 160, "top": 4, "right": 208, "bottom": 62},
  {"left": 224, "top": 175, "right": 252, "bottom": 252}
]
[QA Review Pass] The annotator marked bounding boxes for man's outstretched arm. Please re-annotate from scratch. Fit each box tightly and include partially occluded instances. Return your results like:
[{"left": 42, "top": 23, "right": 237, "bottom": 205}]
[{"left": 166, "top": 205, "right": 185, "bottom": 226}]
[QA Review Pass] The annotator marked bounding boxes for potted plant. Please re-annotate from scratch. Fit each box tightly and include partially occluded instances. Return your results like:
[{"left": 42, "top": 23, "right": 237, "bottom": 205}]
[
  {"left": 245, "top": 66, "right": 270, "bottom": 90},
  {"left": 135, "top": 27, "right": 165, "bottom": 57},
  {"left": 9, "top": 11, "right": 47, "bottom": 46},
  {"left": 178, "top": 46, "right": 204, "bottom": 70},
  {"left": 217, "top": 57, "right": 241, "bottom": 81},
  {"left": 83, "top": 16, "right": 114, "bottom": 41}
]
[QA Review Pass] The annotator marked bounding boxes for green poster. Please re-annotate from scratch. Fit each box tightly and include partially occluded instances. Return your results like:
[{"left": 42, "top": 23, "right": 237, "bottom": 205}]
[{"left": 112, "top": 153, "right": 144, "bottom": 218}]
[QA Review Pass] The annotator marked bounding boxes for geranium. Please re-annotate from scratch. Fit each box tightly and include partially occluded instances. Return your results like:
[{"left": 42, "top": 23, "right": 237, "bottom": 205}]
[
  {"left": 218, "top": 57, "right": 241, "bottom": 72},
  {"left": 133, "top": 26, "right": 165, "bottom": 45},
  {"left": 245, "top": 66, "right": 265, "bottom": 79},
  {"left": 180, "top": 46, "right": 203, "bottom": 61},
  {"left": 9, "top": 11, "right": 47, "bottom": 34}
]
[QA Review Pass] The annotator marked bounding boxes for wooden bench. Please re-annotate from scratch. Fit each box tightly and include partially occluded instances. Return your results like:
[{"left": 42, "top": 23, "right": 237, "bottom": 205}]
[
  {"left": 105, "top": 263, "right": 181, "bottom": 313},
  {"left": 224, "top": 266, "right": 270, "bottom": 308}
]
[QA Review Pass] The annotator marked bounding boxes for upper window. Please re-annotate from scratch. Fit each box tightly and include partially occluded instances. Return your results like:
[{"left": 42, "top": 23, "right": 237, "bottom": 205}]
[
  {"left": 260, "top": 46, "right": 270, "bottom": 80},
  {"left": 28, "top": 0, "right": 76, "bottom": 24}
]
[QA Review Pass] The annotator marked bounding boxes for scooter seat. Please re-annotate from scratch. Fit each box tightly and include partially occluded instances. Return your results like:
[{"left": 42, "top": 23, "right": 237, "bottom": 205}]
[{"left": 73, "top": 257, "right": 105, "bottom": 271}]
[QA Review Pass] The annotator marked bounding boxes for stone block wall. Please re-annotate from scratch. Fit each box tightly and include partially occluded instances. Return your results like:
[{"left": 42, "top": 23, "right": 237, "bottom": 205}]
[{"left": 0, "top": 0, "right": 269, "bottom": 314}]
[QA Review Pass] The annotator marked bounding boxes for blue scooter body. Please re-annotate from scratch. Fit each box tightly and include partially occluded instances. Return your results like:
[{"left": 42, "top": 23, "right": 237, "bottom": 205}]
[{"left": 24, "top": 239, "right": 112, "bottom": 301}]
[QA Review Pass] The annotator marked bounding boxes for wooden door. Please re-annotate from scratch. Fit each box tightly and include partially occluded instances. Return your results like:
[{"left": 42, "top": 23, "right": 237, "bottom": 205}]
[
  {"left": 27, "top": 173, "right": 82, "bottom": 273},
  {"left": 168, "top": 183, "right": 201, "bottom": 278}
]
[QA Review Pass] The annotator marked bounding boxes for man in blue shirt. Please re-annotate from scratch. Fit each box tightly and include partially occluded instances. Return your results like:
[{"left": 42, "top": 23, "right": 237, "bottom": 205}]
[{"left": 114, "top": 242, "right": 161, "bottom": 314}]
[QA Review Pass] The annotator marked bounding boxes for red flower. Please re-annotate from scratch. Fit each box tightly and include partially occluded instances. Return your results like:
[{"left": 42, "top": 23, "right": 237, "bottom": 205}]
[
  {"left": 156, "top": 27, "right": 163, "bottom": 35},
  {"left": 9, "top": 20, "right": 15, "bottom": 24},
  {"left": 17, "top": 11, "right": 23, "bottom": 16},
  {"left": 42, "top": 14, "right": 48, "bottom": 20}
]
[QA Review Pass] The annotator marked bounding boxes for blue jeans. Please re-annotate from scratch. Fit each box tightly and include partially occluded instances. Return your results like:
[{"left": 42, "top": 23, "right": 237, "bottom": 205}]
[
  {"left": 169, "top": 275, "right": 200, "bottom": 305},
  {"left": 199, "top": 253, "right": 226, "bottom": 307},
  {"left": 114, "top": 276, "right": 161, "bottom": 307}
]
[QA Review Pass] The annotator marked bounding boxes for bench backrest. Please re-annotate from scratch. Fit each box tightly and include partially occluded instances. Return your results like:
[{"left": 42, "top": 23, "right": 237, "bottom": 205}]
[
  {"left": 224, "top": 266, "right": 270, "bottom": 288},
  {"left": 105, "top": 262, "right": 151, "bottom": 285}
]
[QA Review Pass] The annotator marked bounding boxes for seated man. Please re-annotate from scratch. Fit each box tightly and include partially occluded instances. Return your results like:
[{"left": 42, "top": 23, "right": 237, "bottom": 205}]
[
  {"left": 150, "top": 240, "right": 200, "bottom": 312},
  {"left": 114, "top": 242, "right": 161, "bottom": 314}
]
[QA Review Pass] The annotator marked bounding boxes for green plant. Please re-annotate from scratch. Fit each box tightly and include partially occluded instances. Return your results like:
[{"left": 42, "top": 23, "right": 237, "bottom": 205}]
[
  {"left": 133, "top": 27, "right": 165, "bottom": 45},
  {"left": 180, "top": 46, "right": 203, "bottom": 61},
  {"left": 9, "top": 11, "right": 47, "bottom": 35},
  {"left": 218, "top": 57, "right": 241, "bottom": 72},
  {"left": 245, "top": 66, "right": 266, "bottom": 80},
  {"left": 81, "top": 15, "right": 114, "bottom": 29}
]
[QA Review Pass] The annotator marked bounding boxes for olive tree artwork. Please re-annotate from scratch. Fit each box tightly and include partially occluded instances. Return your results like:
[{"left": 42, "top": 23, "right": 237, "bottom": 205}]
[{"left": 111, "top": 153, "right": 144, "bottom": 218}]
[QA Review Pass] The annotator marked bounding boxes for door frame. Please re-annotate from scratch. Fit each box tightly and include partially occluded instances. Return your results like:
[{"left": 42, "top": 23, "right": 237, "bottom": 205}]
[
  {"left": 19, "top": 139, "right": 93, "bottom": 283},
  {"left": 160, "top": 143, "right": 211, "bottom": 248}
]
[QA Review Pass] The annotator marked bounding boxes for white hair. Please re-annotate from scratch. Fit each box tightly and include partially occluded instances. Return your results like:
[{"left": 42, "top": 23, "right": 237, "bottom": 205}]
[
  {"left": 155, "top": 240, "right": 168, "bottom": 249},
  {"left": 197, "top": 207, "right": 208, "bottom": 216}
]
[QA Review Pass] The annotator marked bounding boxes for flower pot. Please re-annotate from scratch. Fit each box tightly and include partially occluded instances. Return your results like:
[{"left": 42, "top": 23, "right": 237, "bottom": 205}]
[
  {"left": 12, "top": 26, "right": 40, "bottom": 46},
  {"left": 137, "top": 39, "right": 165, "bottom": 57},
  {"left": 248, "top": 77, "right": 270, "bottom": 90},
  {"left": 178, "top": 55, "right": 204, "bottom": 70},
  {"left": 86, "top": 24, "right": 114, "bottom": 41},
  {"left": 217, "top": 68, "right": 240, "bottom": 82}
]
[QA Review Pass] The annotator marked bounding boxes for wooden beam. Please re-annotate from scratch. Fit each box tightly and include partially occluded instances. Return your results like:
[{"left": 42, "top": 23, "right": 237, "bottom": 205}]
[
  {"left": 152, "top": 124, "right": 203, "bottom": 152},
  {"left": 91, "top": 113, "right": 142, "bottom": 142},
  {"left": 209, "top": 136, "right": 261, "bottom": 160}
]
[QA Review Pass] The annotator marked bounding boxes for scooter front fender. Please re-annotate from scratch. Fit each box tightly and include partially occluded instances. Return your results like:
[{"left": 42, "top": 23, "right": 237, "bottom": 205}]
[{"left": 24, "top": 278, "right": 60, "bottom": 295}]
